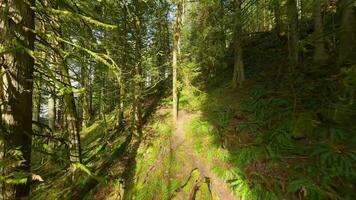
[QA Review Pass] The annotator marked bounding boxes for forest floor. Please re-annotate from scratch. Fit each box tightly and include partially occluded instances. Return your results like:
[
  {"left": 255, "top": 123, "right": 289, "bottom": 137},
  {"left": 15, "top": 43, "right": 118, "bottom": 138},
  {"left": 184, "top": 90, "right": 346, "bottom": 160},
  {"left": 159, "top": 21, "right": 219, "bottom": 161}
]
[
  {"left": 100, "top": 107, "right": 241, "bottom": 200},
  {"left": 171, "top": 110, "right": 238, "bottom": 200},
  {"left": 31, "top": 33, "right": 355, "bottom": 200}
]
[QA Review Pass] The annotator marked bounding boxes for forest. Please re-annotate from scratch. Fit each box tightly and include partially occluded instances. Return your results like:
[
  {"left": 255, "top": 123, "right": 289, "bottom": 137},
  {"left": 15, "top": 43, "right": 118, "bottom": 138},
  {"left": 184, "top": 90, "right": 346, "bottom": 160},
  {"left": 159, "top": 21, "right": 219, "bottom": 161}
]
[{"left": 0, "top": 0, "right": 355, "bottom": 199}]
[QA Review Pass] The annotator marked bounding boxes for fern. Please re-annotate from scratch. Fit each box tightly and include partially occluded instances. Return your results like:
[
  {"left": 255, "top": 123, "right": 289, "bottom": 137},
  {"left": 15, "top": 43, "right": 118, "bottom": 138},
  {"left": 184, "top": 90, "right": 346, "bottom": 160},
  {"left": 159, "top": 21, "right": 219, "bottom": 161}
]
[{"left": 311, "top": 143, "right": 356, "bottom": 179}]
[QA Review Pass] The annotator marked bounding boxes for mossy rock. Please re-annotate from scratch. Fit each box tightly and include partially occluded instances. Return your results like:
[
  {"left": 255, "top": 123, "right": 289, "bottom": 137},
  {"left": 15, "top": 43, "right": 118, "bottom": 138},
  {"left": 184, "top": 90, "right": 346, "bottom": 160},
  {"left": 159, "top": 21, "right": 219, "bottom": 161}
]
[
  {"left": 292, "top": 112, "right": 317, "bottom": 139},
  {"left": 183, "top": 169, "right": 201, "bottom": 194}
]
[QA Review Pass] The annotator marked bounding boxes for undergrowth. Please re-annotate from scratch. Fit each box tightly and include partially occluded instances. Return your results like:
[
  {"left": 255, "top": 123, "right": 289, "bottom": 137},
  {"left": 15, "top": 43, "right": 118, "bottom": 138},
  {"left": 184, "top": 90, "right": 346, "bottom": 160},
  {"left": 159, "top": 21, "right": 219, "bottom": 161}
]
[
  {"left": 31, "top": 111, "right": 127, "bottom": 199},
  {"left": 183, "top": 34, "right": 356, "bottom": 200}
]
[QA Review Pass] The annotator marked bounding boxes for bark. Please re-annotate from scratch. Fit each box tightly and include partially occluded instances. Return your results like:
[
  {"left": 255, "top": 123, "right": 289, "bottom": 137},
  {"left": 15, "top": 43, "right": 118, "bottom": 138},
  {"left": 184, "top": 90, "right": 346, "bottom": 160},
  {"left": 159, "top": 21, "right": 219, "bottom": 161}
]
[
  {"left": 287, "top": 0, "right": 299, "bottom": 67},
  {"left": 232, "top": 0, "right": 245, "bottom": 88},
  {"left": 338, "top": 0, "right": 356, "bottom": 66},
  {"left": 1, "top": 0, "right": 35, "bottom": 198},
  {"left": 60, "top": 63, "right": 82, "bottom": 163},
  {"left": 313, "top": 0, "right": 328, "bottom": 63}
]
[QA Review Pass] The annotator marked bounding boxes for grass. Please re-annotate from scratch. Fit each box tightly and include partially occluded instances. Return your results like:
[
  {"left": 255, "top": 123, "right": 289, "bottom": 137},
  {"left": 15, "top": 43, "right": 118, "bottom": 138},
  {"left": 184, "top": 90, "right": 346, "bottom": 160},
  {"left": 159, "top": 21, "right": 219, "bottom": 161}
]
[{"left": 131, "top": 109, "right": 184, "bottom": 200}]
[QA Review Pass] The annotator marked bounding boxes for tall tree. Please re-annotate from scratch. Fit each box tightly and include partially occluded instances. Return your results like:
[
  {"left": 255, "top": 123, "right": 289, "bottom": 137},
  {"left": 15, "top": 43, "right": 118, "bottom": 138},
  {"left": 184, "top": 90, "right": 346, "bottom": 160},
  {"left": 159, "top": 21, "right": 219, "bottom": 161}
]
[
  {"left": 338, "top": 0, "right": 356, "bottom": 65},
  {"left": 273, "top": 0, "right": 282, "bottom": 34},
  {"left": 232, "top": 0, "right": 245, "bottom": 88},
  {"left": 132, "top": 0, "right": 145, "bottom": 136},
  {"left": 172, "top": 0, "right": 183, "bottom": 123},
  {"left": 48, "top": 92, "right": 56, "bottom": 131},
  {"left": 287, "top": 0, "right": 299, "bottom": 67},
  {"left": 1, "top": 0, "right": 35, "bottom": 198},
  {"left": 60, "top": 59, "right": 82, "bottom": 163},
  {"left": 313, "top": 0, "right": 328, "bottom": 63}
]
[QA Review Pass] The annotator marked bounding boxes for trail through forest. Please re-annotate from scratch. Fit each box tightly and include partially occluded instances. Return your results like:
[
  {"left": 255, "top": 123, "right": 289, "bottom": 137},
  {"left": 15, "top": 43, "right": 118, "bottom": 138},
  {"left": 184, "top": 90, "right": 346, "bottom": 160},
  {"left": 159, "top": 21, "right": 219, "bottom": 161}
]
[
  {"left": 2, "top": 0, "right": 355, "bottom": 199},
  {"left": 171, "top": 110, "right": 238, "bottom": 200}
]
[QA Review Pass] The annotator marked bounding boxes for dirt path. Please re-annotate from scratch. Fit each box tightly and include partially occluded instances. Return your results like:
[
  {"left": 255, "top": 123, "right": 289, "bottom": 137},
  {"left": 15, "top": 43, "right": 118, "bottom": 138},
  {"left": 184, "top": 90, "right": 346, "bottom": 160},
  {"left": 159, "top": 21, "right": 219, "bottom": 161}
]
[{"left": 171, "top": 110, "right": 238, "bottom": 200}]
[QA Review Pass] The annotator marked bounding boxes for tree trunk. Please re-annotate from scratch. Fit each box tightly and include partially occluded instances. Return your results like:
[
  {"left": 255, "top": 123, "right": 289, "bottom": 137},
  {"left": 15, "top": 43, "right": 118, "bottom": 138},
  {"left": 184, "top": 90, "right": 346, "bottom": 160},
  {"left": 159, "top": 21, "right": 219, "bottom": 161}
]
[
  {"left": 156, "top": 0, "right": 170, "bottom": 79},
  {"left": 116, "top": 72, "right": 124, "bottom": 129},
  {"left": 287, "top": 0, "right": 299, "bottom": 67},
  {"left": 232, "top": 0, "right": 245, "bottom": 88},
  {"left": 88, "top": 67, "right": 93, "bottom": 121},
  {"left": 56, "top": 98, "right": 64, "bottom": 131},
  {"left": 132, "top": 0, "right": 144, "bottom": 137},
  {"left": 99, "top": 70, "right": 107, "bottom": 120},
  {"left": 313, "top": 0, "right": 328, "bottom": 63},
  {"left": 59, "top": 59, "right": 81, "bottom": 163},
  {"left": 338, "top": 0, "right": 356, "bottom": 66},
  {"left": 273, "top": 0, "right": 282, "bottom": 34},
  {"left": 48, "top": 93, "right": 56, "bottom": 131},
  {"left": 0, "top": 70, "right": 3, "bottom": 126},
  {"left": 81, "top": 65, "right": 90, "bottom": 127},
  {"left": 1, "top": 0, "right": 35, "bottom": 198},
  {"left": 33, "top": 82, "right": 41, "bottom": 123},
  {"left": 173, "top": 0, "right": 183, "bottom": 123}
]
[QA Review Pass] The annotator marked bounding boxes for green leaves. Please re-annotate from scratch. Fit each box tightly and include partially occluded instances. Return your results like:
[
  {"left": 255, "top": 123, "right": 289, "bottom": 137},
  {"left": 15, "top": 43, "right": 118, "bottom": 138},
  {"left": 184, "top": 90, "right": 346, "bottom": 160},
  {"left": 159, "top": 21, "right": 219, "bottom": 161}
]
[
  {"left": 58, "top": 85, "right": 86, "bottom": 96},
  {"left": 3, "top": 172, "right": 29, "bottom": 185},
  {"left": 72, "top": 162, "right": 104, "bottom": 182}
]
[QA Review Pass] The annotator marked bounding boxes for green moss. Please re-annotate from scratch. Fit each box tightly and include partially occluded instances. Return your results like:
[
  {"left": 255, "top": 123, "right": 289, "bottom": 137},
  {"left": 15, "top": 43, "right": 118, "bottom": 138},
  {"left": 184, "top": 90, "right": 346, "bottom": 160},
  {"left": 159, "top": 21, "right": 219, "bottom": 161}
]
[{"left": 195, "top": 178, "right": 213, "bottom": 200}]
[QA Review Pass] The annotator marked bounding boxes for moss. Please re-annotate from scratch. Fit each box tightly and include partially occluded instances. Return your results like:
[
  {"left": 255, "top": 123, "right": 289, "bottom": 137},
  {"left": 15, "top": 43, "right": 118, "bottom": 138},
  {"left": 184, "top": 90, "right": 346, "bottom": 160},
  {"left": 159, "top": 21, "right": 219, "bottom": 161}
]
[{"left": 195, "top": 178, "right": 213, "bottom": 200}]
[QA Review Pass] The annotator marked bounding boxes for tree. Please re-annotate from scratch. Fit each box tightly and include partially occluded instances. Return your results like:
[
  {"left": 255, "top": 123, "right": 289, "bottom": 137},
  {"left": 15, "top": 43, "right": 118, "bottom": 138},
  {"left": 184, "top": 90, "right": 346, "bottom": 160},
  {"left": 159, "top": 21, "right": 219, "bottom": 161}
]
[
  {"left": 232, "top": 0, "right": 245, "bottom": 88},
  {"left": 1, "top": 0, "right": 35, "bottom": 198},
  {"left": 313, "top": 0, "right": 328, "bottom": 63},
  {"left": 172, "top": 0, "right": 183, "bottom": 123},
  {"left": 60, "top": 59, "right": 82, "bottom": 163},
  {"left": 338, "top": 0, "right": 356, "bottom": 66},
  {"left": 287, "top": 0, "right": 299, "bottom": 67},
  {"left": 273, "top": 0, "right": 282, "bottom": 34}
]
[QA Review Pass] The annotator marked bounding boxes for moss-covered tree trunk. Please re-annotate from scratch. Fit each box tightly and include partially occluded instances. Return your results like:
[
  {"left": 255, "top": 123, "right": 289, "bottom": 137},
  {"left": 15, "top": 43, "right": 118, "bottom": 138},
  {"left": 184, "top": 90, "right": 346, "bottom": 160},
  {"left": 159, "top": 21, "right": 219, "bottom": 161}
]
[{"left": 1, "top": 0, "right": 35, "bottom": 198}]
